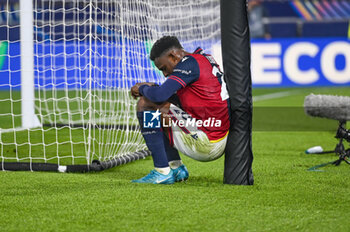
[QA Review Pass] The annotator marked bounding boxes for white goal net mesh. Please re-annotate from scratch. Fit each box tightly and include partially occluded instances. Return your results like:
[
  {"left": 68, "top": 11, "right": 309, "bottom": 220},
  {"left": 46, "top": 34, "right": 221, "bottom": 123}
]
[{"left": 0, "top": 0, "right": 220, "bottom": 167}]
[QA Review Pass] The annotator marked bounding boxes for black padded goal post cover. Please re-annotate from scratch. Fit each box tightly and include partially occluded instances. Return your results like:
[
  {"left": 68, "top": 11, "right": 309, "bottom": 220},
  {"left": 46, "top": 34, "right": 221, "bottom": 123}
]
[{"left": 221, "top": 0, "right": 254, "bottom": 185}]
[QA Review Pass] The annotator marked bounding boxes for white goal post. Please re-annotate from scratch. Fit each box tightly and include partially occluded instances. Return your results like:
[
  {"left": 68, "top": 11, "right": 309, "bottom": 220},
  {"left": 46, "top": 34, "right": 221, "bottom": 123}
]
[
  {"left": 0, "top": 0, "right": 221, "bottom": 172},
  {"left": 20, "top": 0, "right": 41, "bottom": 129}
]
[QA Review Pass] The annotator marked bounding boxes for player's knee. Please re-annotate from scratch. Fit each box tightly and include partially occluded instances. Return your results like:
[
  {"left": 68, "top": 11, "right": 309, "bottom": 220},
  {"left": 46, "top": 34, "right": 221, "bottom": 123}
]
[
  {"left": 137, "top": 97, "right": 153, "bottom": 112},
  {"left": 136, "top": 97, "right": 146, "bottom": 112}
]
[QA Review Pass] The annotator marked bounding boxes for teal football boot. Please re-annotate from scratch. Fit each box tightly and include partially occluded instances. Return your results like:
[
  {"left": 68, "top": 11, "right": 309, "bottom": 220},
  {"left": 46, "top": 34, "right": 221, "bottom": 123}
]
[
  {"left": 172, "top": 164, "right": 189, "bottom": 182},
  {"left": 132, "top": 169, "right": 175, "bottom": 184}
]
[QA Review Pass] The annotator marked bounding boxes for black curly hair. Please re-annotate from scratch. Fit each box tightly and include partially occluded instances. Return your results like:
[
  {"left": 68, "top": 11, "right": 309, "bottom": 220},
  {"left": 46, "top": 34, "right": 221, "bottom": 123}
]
[{"left": 150, "top": 36, "right": 183, "bottom": 61}]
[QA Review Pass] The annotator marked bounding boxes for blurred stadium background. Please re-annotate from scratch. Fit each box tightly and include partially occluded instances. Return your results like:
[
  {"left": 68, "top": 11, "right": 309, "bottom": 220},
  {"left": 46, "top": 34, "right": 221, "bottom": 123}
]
[{"left": 0, "top": 0, "right": 349, "bottom": 88}]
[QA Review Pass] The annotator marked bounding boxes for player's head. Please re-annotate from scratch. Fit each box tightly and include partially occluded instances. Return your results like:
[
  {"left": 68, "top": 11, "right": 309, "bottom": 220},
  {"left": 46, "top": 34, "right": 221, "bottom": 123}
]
[{"left": 150, "top": 36, "right": 185, "bottom": 77}]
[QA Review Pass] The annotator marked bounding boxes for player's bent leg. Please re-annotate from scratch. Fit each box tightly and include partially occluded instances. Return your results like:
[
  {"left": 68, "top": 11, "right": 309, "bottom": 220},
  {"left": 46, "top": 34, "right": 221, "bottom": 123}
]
[
  {"left": 134, "top": 97, "right": 190, "bottom": 184},
  {"left": 137, "top": 96, "right": 161, "bottom": 111},
  {"left": 134, "top": 97, "right": 173, "bottom": 184},
  {"left": 134, "top": 97, "right": 188, "bottom": 184},
  {"left": 162, "top": 132, "right": 189, "bottom": 182},
  {"left": 157, "top": 101, "right": 188, "bottom": 182}
]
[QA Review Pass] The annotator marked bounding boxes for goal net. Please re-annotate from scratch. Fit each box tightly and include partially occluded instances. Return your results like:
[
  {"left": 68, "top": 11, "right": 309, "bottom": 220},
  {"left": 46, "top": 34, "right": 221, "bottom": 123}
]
[{"left": 0, "top": 0, "right": 220, "bottom": 172}]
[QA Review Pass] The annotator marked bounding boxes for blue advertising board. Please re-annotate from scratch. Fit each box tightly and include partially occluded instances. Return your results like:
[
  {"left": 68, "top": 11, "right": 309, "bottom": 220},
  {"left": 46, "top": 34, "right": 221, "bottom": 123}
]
[
  {"left": 212, "top": 38, "right": 350, "bottom": 87},
  {"left": 252, "top": 38, "right": 350, "bottom": 87}
]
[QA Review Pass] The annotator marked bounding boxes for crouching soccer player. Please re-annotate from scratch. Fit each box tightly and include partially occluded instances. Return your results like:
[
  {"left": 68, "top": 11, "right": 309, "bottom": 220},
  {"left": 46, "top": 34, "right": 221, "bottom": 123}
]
[{"left": 130, "top": 36, "right": 230, "bottom": 184}]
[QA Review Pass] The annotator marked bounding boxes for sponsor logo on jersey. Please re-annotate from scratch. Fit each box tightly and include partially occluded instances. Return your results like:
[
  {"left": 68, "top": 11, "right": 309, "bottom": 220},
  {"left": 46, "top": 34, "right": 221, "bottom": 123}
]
[
  {"left": 181, "top": 57, "right": 189, "bottom": 62},
  {"left": 173, "top": 69, "right": 192, "bottom": 75}
]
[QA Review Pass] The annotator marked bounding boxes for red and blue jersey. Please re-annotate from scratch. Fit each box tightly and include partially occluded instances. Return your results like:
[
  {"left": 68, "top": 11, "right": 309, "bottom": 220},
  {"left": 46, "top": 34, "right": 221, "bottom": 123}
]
[{"left": 139, "top": 47, "right": 230, "bottom": 141}]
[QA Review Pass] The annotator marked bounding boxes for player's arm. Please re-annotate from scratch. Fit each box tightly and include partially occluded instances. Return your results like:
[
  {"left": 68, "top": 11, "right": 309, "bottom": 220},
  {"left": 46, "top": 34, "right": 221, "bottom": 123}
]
[
  {"left": 138, "top": 79, "right": 182, "bottom": 103},
  {"left": 130, "top": 82, "right": 157, "bottom": 99}
]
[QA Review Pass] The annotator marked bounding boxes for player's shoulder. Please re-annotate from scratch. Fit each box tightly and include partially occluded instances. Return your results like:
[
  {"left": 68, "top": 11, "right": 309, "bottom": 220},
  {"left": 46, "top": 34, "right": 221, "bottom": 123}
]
[
  {"left": 173, "top": 55, "right": 200, "bottom": 75},
  {"left": 176, "top": 55, "right": 198, "bottom": 68}
]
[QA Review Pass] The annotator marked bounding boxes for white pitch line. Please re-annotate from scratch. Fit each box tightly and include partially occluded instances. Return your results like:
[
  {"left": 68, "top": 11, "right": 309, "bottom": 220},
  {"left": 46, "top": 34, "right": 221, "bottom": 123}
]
[
  {"left": 253, "top": 90, "right": 300, "bottom": 102},
  {"left": 0, "top": 127, "right": 31, "bottom": 133}
]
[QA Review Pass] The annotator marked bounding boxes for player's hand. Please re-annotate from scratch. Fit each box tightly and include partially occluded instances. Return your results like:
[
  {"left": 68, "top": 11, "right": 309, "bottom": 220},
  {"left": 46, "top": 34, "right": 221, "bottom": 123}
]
[
  {"left": 131, "top": 83, "right": 142, "bottom": 99},
  {"left": 130, "top": 82, "right": 156, "bottom": 99}
]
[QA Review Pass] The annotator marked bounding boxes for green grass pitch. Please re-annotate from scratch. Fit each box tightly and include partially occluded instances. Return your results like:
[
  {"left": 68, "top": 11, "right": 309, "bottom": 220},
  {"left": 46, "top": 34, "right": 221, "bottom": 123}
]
[{"left": 1, "top": 87, "right": 350, "bottom": 231}]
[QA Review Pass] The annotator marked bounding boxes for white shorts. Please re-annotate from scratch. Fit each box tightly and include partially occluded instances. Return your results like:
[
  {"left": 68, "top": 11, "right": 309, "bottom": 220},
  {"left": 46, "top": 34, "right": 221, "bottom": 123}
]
[{"left": 166, "top": 104, "right": 228, "bottom": 162}]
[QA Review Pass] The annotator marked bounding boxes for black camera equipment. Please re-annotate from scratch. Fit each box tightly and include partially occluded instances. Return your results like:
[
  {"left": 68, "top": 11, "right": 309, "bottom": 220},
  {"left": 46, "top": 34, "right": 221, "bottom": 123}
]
[
  {"left": 336, "top": 125, "right": 350, "bottom": 143},
  {"left": 304, "top": 94, "right": 350, "bottom": 171},
  {"left": 309, "top": 121, "right": 349, "bottom": 167}
]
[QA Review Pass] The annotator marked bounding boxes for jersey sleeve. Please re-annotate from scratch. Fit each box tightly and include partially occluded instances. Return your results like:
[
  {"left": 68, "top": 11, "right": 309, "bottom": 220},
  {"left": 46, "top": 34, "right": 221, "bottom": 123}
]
[
  {"left": 138, "top": 78, "right": 182, "bottom": 103},
  {"left": 168, "top": 55, "right": 200, "bottom": 88}
]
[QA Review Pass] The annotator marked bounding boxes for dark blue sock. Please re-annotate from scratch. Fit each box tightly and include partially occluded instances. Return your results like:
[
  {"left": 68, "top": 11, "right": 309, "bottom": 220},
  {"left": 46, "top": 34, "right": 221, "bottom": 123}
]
[
  {"left": 137, "top": 112, "right": 169, "bottom": 168},
  {"left": 163, "top": 132, "right": 181, "bottom": 162}
]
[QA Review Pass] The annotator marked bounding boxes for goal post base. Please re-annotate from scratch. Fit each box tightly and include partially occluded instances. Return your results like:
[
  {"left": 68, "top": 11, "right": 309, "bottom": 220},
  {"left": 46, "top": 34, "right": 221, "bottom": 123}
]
[{"left": 1, "top": 150, "right": 151, "bottom": 173}]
